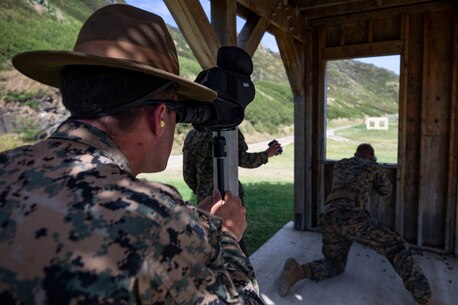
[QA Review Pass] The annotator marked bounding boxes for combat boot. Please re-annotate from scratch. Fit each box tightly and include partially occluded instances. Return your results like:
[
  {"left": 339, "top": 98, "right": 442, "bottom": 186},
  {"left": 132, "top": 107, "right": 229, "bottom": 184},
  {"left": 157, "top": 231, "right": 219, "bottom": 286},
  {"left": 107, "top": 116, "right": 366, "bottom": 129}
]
[
  {"left": 278, "top": 257, "right": 311, "bottom": 296},
  {"left": 418, "top": 298, "right": 434, "bottom": 305}
]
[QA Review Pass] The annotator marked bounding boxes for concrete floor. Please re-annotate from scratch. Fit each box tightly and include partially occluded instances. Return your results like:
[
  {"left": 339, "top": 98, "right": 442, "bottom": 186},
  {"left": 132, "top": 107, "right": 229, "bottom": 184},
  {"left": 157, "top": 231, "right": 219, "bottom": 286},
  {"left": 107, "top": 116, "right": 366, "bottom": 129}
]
[{"left": 249, "top": 221, "right": 457, "bottom": 305}]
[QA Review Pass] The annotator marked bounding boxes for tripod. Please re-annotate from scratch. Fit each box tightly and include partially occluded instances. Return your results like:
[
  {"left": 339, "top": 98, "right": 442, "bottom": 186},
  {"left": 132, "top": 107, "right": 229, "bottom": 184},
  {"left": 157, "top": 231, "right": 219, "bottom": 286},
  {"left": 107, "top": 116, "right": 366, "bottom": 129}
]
[
  {"left": 212, "top": 130, "right": 227, "bottom": 196},
  {"left": 212, "top": 129, "right": 249, "bottom": 255}
]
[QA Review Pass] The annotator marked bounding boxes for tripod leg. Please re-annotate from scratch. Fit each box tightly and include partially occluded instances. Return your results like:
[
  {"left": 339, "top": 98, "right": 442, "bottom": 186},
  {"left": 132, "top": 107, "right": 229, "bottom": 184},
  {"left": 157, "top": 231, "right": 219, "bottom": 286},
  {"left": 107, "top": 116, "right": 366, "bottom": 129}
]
[{"left": 213, "top": 132, "right": 227, "bottom": 197}]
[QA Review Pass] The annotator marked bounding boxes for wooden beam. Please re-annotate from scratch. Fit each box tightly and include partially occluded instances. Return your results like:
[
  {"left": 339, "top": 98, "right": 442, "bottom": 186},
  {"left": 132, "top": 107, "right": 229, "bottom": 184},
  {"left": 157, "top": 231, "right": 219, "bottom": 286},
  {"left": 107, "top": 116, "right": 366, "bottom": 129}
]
[
  {"left": 211, "top": 0, "right": 237, "bottom": 45},
  {"left": 210, "top": 0, "right": 239, "bottom": 198},
  {"left": 237, "top": 15, "right": 270, "bottom": 57},
  {"left": 295, "top": 0, "right": 362, "bottom": 10},
  {"left": 301, "top": 0, "right": 436, "bottom": 20},
  {"left": 402, "top": 12, "right": 423, "bottom": 245},
  {"left": 306, "top": 0, "right": 450, "bottom": 25},
  {"left": 297, "top": 24, "right": 315, "bottom": 230},
  {"left": 316, "top": 25, "right": 327, "bottom": 224},
  {"left": 164, "top": 0, "right": 220, "bottom": 69},
  {"left": 396, "top": 13, "right": 408, "bottom": 237},
  {"left": 322, "top": 40, "right": 404, "bottom": 60},
  {"left": 237, "top": 0, "right": 306, "bottom": 43},
  {"left": 449, "top": 5, "right": 458, "bottom": 254},
  {"left": 450, "top": 6, "right": 458, "bottom": 254},
  {"left": 418, "top": 9, "right": 452, "bottom": 248},
  {"left": 275, "top": 28, "right": 304, "bottom": 96},
  {"left": 294, "top": 94, "right": 307, "bottom": 230}
]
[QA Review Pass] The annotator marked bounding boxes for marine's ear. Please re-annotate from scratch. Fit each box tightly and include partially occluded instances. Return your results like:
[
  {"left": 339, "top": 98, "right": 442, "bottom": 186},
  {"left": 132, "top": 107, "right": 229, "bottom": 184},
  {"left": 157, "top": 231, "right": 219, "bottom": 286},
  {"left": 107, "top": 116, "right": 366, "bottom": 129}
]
[{"left": 147, "top": 103, "right": 167, "bottom": 136}]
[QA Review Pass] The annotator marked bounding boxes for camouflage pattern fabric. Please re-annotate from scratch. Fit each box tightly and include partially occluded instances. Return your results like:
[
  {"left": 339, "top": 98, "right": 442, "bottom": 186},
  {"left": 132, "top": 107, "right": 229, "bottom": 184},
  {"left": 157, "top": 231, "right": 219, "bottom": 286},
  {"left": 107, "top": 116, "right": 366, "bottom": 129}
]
[
  {"left": 182, "top": 128, "right": 268, "bottom": 203},
  {"left": 306, "top": 157, "right": 431, "bottom": 304},
  {"left": 0, "top": 120, "right": 264, "bottom": 305},
  {"left": 327, "top": 156, "right": 392, "bottom": 210}
]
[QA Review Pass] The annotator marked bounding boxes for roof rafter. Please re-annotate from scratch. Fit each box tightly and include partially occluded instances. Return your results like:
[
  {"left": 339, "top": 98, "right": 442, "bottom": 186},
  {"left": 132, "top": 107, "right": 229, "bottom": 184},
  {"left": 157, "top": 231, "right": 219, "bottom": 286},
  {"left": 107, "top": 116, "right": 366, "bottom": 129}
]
[
  {"left": 211, "top": 0, "right": 237, "bottom": 46},
  {"left": 295, "top": 0, "right": 435, "bottom": 19},
  {"left": 237, "top": 15, "right": 270, "bottom": 57},
  {"left": 237, "top": 0, "right": 306, "bottom": 44},
  {"left": 274, "top": 27, "right": 304, "bottom": 96},
  {"left": 164, "top": 0, "right": 220, "bottom": 69}
]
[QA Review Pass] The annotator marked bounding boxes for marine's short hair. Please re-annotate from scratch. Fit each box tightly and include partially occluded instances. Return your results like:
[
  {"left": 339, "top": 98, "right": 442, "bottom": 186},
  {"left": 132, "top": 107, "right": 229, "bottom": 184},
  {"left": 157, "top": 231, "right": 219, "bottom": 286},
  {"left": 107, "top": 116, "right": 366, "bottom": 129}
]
[
  {"left": 355, "top": 143, "right": 375, "bottom": 158},
  {"left": 60, "top": 65, "right": 175, "bottom": 130}
]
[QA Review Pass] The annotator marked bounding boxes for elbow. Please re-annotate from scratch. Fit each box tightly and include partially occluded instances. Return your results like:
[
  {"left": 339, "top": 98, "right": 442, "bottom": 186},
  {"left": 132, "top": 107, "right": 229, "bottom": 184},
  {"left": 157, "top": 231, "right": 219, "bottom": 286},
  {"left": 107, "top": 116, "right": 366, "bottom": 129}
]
[{"left": 380, "top": 189, "right": 392, "bottom": 198}]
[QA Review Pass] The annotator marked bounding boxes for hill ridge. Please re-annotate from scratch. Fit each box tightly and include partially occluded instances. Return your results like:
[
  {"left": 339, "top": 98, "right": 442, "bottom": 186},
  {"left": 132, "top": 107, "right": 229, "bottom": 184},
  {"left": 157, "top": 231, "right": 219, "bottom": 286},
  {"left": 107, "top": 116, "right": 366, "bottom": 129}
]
[{"left": 0, "top": 0, "right": 399, "bottom": 152}]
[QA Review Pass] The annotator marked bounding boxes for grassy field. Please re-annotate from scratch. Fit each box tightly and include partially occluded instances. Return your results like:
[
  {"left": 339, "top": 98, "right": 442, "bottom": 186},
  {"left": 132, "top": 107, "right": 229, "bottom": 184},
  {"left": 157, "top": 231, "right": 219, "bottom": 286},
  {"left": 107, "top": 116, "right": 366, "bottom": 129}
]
[{"left": 327, "top": 121, "right": 399, "bottom": 163}]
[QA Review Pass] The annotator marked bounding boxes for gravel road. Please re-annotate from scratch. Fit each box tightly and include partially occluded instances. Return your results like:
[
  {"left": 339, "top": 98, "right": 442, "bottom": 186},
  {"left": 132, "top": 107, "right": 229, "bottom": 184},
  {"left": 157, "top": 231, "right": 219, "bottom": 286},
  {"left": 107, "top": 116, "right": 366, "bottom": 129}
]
[
  {"left": 138, "top": 135, "right": 294, "bottom": 181},
  {"left": 165, "top": 135, "right": 294, "bottom": 169}
]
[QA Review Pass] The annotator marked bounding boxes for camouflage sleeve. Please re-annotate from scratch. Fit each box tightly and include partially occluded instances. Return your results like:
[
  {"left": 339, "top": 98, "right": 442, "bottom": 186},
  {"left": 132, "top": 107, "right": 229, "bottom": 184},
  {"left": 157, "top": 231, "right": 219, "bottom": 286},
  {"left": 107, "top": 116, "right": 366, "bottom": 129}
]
[
  {"left": 237, "top": 131, "right": 268, "bottom": 169},
  {"left": 373, "top": 165, "right": 392, "bottom": 197},
  {"left": 139, "top": 203, "right": 263, "bottom": 305},
  {"left": 220, "top": 232, "right": 264, "bottom": 304},
  {"left": 183, "top": 138, "right": 198, "bottom": 193}
]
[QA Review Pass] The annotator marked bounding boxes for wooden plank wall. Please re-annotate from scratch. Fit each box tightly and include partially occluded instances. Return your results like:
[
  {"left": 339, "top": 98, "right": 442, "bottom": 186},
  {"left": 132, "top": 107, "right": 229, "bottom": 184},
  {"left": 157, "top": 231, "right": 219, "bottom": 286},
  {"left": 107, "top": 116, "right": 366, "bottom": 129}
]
[{"left": 302, "top": 2, "right": 457, "bottom": 253}]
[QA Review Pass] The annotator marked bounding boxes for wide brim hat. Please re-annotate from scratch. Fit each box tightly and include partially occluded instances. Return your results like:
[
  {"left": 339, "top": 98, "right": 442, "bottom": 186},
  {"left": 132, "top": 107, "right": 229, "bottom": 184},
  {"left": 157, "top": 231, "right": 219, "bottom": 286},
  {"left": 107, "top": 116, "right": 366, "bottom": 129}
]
[{"left": 12, "top": 4, "right": 217, "bottom": 102}]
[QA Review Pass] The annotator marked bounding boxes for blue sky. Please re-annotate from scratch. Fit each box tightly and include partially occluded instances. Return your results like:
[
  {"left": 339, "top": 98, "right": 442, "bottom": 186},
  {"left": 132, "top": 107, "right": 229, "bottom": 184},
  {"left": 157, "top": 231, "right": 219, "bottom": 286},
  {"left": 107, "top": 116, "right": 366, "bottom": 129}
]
[
  {"left": 355, "top": 56, "right": 400, "bottom": 75},
  {"left": 125, "top": 0, "right": 400, "bottom": 75}
]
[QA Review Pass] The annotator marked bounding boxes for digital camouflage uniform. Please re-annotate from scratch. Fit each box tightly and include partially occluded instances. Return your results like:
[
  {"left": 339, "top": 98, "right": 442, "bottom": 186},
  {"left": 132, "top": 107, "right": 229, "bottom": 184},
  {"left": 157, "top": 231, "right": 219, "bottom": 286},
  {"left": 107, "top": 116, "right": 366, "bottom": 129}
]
[
  {"left": 182, "top": 128, "right": 268, "bottom": 203},
  {"left": 0, "top": 120, "right": 264, "bottom": 305},
  {"left": 307, "top": 156, "right": 431, "bottom": 304}
]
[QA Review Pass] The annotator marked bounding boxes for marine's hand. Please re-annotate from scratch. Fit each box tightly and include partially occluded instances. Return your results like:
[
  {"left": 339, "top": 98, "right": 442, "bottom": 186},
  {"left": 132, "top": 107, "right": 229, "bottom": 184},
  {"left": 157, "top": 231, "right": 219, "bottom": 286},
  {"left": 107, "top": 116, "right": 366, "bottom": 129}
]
[
  {"left": 198, "top": 194, "right": 214, "bottom": 212},
  {"left": 210, "top": 190, "right": 246, "bottom": 241},
  {"left": 267, "top": 140, "right": 283, "bottom": 157},
  {"left": 198, "top": 189, "right": 223, "bottom": 211}
]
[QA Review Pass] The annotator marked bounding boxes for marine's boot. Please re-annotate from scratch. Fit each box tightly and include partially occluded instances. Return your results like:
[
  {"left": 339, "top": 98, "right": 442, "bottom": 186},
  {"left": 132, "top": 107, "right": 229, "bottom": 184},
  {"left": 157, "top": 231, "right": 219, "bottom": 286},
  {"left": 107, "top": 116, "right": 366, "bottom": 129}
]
[
  {"left": 417, "top": 297, "right": 434, "bottom": 305},
  {"left": 278, "top": 257, "right": 311, "bottom": 296}
]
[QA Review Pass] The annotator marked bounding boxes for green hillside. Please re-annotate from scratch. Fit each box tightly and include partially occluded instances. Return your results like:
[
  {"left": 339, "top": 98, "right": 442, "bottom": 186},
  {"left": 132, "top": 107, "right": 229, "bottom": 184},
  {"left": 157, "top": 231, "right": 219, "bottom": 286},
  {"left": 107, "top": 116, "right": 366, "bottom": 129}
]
[
  {"left": 0, "top": 0, "right": 125, "bottom": 68},
  {"left": 0, "top": 0, "right": 399, "bottom": 152},
  {"left": 326, "top": 59, "right": 399, "bottom": 119}
]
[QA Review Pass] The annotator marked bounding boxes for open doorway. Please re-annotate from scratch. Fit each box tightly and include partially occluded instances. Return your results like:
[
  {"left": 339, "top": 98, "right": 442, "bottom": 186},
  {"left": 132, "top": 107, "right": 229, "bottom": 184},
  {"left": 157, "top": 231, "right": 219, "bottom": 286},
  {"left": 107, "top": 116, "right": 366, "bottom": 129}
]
[{"left": 324, "top": 55, "right": 400, "bottom": 164}]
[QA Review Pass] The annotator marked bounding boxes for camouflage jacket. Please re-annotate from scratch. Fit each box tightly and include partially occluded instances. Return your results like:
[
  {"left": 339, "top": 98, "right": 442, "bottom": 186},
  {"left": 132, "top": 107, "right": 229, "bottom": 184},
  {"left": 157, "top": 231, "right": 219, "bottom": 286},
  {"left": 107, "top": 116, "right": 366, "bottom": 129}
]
[
  {"left": 0, "top": 120, "right": 263, "bottom": 305},
  {"left": 182, "top": 128, "right": 268, "bottom": 203},
  {"left": 327, "top": 156, "right": 392, "bottom": 210}
]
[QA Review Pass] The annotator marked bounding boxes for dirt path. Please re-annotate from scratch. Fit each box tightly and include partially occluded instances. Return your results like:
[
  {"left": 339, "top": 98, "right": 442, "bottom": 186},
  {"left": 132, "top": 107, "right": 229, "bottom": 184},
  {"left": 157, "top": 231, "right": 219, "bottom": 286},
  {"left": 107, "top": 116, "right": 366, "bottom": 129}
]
[
  {"left": 142, "top": 135, "right": 294, "bottom": 180},
  {"left": 166, "top": 135, "right": 294, "bottom": 167}
]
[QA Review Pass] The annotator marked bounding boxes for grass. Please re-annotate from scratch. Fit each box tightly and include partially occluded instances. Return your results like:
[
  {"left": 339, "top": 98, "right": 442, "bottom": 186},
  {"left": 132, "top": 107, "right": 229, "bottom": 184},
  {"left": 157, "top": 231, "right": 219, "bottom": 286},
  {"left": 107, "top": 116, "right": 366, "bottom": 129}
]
[
  {"left": 0, "top": 1, "right": 80, "bottom": 67},
  {"left": 242, "top": 181, "right": 293, "bottom": 254},
  {"left": 327, "top": 121, "right": 399, "bottom": 163},
  {"left": 327, "top": 118, "right": 363, "bottom": 129},
  {"left": 0, "top": 134, "right": 33, "bottom": 152}
]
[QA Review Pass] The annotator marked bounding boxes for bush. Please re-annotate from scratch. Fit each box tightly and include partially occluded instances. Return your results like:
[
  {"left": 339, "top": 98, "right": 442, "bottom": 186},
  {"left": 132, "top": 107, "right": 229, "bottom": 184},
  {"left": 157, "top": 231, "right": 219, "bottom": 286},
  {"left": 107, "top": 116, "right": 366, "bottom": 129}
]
[
  {"left": 3, "top": 90, "right": 42, "bottom": 110},
  {"left": 14, "top": 116, "right": 42, "bottom": 141}
]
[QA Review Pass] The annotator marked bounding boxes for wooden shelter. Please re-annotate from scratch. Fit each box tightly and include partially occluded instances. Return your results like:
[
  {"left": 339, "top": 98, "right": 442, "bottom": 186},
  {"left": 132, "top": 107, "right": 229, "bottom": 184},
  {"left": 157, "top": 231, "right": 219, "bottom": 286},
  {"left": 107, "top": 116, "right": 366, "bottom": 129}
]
[{"left": 164, "top": 0, "right": 458, "bottom": 255}]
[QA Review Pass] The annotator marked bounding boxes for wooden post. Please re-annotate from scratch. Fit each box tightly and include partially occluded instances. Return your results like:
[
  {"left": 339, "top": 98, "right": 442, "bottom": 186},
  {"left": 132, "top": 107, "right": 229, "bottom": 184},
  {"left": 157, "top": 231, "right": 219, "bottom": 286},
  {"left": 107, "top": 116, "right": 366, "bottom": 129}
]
[{"left": 211, "top": 0, "right": 239, "bottom": 197}]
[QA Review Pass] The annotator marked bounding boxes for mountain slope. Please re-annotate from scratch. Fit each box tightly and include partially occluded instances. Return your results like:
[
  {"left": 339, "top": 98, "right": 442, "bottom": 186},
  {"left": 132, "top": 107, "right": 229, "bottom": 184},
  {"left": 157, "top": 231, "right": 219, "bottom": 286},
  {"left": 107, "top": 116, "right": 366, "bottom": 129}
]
[
  {"left": 0, "top": 0, "right": 125, "bottom": 68},
  {"left": 0, "top": 0, "right": 399, "bottom": 150},
  {"left": 326, "top": 59, "right": 399, "bottom": 119}
]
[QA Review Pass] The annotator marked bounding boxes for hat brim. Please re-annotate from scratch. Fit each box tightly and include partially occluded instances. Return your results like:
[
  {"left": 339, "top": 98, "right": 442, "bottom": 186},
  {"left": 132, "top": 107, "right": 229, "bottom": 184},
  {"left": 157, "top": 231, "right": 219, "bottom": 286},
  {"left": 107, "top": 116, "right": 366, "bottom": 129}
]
[{"left": 12, "top": 50, "right": 217, "bottom": 102}]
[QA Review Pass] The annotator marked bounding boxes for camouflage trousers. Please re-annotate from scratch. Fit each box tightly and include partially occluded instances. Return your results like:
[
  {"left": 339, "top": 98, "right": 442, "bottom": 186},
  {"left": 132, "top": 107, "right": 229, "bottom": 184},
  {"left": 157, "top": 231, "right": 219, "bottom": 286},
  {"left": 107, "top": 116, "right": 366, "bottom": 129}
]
[{"left": 306, "top": 206, "right": 431, "bottom": 304}]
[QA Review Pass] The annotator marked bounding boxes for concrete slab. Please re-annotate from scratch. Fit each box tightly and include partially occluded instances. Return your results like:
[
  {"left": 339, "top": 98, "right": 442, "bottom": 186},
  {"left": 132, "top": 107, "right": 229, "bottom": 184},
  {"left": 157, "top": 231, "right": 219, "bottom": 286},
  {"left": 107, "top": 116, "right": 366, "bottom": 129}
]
[{"left": 249, "top": 221, "right": 457, "bottom": 305}]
